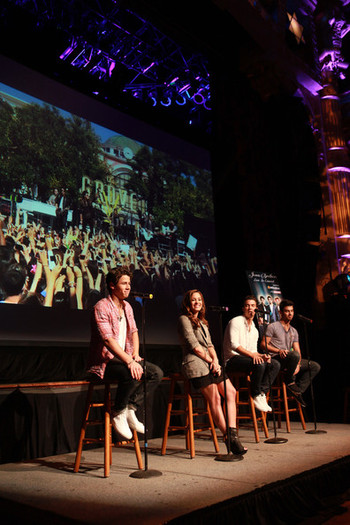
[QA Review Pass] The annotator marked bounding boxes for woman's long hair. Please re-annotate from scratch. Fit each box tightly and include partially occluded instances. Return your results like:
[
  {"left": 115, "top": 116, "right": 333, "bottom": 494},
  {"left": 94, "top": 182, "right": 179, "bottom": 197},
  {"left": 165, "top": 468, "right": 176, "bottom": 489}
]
[{"left": 180, "top": 289, "right": 208, "bottom": 328}]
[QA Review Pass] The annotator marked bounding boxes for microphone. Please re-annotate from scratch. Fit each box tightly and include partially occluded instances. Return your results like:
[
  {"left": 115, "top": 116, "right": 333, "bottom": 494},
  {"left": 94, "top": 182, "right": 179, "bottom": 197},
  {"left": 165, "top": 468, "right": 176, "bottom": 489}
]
[
  {"left": 207, "top": 305, "right": 229, "bottom": 312},
  {"left": 130, "top": 291, "right": 154, "bottom": 300},
  {"left": 297, "top": 313, "right": 313, "bottom": 324}
]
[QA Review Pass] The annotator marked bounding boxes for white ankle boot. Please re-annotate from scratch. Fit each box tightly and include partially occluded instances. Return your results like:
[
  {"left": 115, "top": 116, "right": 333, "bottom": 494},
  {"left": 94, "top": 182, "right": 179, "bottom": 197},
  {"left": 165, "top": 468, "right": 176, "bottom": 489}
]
[
  {"left": 126, "top": 406, "right": 145, "bottom": 434},
  {"left": 112, "top": 408, "right": 132, "bottom": 440}
]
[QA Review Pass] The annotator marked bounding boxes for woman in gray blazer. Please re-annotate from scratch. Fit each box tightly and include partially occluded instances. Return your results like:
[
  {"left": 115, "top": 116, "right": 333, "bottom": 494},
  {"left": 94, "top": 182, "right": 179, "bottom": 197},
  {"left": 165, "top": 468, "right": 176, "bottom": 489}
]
[{"left": 178, "top": 289, "right": 247, "bottom": 456}]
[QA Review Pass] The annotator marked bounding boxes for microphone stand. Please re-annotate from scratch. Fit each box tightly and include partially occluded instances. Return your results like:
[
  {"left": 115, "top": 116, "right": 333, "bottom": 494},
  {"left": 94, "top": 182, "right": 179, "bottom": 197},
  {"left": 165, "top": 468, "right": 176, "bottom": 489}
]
[
  {"left": 130, "top": 295, "right": 162, "bottom": 478},
  {"left": 261, "top": 311, "right": 288, "bottom": 445},
  {"left": 214, "top": 307, "right": 243, "bottom": 462},
  {"left": 300, "top": 319, "right": 327, "bottom": 435}
]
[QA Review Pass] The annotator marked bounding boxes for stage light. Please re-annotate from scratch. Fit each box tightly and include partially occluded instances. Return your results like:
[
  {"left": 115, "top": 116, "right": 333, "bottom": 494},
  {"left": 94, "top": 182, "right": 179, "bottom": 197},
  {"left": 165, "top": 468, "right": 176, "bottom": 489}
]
[
  {"left": 60, "top": 39, "right": 79, "bottom": 60},
  {"left": 71, "top": 47, "right": 93, "bottom": 69},
  {"left": 192, "top": 92, "right": 205, "bottom": 105},
  {"left": 179, "top": 83, "right": 191, "bottom": 94},
  {"left": 175, "top": 95, "right": 186, "bottom": 106},
  {"left": 89, "top": 56, "right": 116, "bottom": 79},
  {"left": 160, "top": 96, "right": 171, "bottom": 107},
  {"left": 168, "top": 77, "right": 179, "bottom": 86},
  {"left": 148, "top": 92, "right": 157, "bottom": 106},
  {"left": 328, "top": 166, "right": 350, "bottom": 173},
  {"left": 203, "top": 98, "right": 212, "bottom": 111},
  {"left": 132, "top": 90, "right": 142, "bottom": 99}
]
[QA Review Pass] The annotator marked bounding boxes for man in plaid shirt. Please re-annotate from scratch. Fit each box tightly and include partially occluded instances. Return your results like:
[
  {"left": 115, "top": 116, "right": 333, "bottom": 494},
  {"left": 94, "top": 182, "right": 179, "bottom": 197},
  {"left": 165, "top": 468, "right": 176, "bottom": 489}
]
[{"left": 87, "top": 266, "right": 163, "bottom": 440}]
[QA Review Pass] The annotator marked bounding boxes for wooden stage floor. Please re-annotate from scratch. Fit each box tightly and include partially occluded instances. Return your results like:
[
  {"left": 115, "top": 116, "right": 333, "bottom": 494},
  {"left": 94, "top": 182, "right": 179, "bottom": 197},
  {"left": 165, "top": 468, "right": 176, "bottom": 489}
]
[{"left": 0, "top": 422, "right": 350, "bottom": 524}]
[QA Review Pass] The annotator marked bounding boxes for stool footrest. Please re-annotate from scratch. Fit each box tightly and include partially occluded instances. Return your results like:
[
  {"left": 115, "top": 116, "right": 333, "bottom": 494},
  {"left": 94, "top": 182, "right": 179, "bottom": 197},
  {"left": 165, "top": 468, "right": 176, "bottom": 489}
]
[{"left": 82, "top": 438, "right": 105, "bottom": 445}]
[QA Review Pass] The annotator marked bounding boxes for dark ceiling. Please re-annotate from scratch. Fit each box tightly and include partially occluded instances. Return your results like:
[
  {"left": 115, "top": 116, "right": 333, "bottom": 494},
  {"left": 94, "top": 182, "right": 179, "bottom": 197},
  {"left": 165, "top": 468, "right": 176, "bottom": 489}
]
[
  {"left": 0, "top": 0, "right": 239, "bottom": 149},
  {"left": 1, "top": 0, "right": 350, "bottom": 149}
]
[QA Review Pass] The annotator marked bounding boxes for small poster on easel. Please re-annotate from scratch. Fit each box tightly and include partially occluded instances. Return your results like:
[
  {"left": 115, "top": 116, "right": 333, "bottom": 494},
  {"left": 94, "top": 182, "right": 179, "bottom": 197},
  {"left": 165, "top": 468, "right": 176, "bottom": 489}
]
[{"left": 246, "top": 270, "right": 282, "bottom": 324}]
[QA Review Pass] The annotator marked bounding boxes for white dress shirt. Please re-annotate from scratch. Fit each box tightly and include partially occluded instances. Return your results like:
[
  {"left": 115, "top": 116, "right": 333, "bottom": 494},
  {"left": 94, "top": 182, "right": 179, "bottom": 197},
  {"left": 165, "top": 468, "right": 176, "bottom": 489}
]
[{"left": 223, "top": 315, "right": 259, "bottom": 363}]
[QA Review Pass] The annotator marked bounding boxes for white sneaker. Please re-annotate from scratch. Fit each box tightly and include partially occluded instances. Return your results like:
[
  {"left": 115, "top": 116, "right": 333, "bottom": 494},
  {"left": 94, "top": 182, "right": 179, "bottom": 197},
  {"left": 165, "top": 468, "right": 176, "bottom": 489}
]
[
  {"left": 253, "top": 394, "right": 271, "bottom": 413},
  {"left": 126, "top": 406, "right": 145, "bottom": 434},
  {"left": 112, "top": 408, "right": 133, "bottom": 440},
  {"left": 260, "top": 393, "right": 272, "bottom": 412}
]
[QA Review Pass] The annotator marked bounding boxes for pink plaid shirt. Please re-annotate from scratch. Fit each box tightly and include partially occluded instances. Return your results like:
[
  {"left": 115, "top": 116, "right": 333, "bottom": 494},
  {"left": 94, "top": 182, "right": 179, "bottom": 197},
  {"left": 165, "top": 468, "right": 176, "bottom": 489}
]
[{"left": 87, "top": 295, "right": 138, "bottom": 378}]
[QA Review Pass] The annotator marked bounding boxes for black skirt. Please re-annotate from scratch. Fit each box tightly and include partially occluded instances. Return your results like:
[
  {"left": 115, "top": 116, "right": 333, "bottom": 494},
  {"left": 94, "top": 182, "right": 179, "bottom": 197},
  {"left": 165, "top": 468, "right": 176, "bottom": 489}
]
[{"left": 190, "top": 369, "right": 224, "bottom": 390}]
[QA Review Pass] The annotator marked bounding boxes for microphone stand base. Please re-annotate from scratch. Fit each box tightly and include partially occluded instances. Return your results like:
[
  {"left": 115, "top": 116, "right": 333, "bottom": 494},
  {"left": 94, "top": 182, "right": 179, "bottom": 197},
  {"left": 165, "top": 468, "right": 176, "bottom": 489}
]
[
  {"left": 264, "top": 437, "right": 288, "bottom": 444},
  {"left": 215, "top": 453, "right": 244, "bottom": 462},
  {"left": 305, "top": 429, "right": 327, "bottom": 435},
  {"left": 129, "top": 469, "right": 163, "bottom": 479}
]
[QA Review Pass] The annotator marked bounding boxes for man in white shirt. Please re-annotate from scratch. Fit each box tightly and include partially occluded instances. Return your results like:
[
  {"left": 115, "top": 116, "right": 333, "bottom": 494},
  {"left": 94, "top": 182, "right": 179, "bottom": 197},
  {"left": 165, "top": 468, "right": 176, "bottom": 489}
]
[{"left": 223, "top": 295, "right": 280, "bottom": 412}]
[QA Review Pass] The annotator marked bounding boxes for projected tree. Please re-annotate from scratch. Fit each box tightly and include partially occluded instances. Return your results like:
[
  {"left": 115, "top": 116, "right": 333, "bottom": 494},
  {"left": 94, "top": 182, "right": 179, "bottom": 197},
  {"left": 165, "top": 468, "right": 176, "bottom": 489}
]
[
  {"left": 0, "top": 100, "right": 110, "bottom": 199},
  {"left": 127, "top": 146, "right": 214, "bottom": 236}
]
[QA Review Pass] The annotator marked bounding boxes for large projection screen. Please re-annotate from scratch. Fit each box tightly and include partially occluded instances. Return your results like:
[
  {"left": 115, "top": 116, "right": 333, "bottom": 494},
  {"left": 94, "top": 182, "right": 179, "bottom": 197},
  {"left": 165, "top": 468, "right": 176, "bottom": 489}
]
[{"left": 0, "top": 55, "right": 218, "bottom": 346}]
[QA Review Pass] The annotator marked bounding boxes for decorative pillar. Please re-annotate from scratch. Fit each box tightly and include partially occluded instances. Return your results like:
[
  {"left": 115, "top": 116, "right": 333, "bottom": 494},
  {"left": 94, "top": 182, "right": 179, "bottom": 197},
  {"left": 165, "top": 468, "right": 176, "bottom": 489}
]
[
  {"left": 317, "top": 13, "right": 350, "bottom": 280},
  {"left": 320, "top": 71, "right": 350, "bottom": 238}
]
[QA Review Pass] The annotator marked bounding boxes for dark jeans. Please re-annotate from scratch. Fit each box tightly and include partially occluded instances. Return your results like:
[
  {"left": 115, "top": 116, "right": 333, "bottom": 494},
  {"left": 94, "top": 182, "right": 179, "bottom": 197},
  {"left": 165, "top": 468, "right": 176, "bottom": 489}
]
[
  {"left": 104, "top": 358, "right": 163, "bottom": 412},
  {"left": 226, "top": 355, "right": 280, "bottom": 398},
  {"left": 272, "top": 350, "right": 300, "bottom": 385},
  {"left": 294, "top": 359, "right": 321, "bottom": 393}
]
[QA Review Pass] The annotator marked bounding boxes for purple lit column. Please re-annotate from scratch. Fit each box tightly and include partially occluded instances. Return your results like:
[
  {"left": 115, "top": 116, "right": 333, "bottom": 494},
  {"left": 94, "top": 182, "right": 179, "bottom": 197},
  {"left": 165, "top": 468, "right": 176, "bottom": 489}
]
[{"left": 320, "top": 71, "right": 350, "bottom": 237}]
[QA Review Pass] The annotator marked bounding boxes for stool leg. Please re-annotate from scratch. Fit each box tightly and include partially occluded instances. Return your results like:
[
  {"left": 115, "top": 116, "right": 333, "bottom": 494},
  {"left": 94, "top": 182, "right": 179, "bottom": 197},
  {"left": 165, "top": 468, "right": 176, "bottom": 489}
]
[
  {"left": 248, "top": 381, "right": 260, "bottom": 443},
  {"left": 161, "top": 377, "right": 176, "bottom": 455},
  {"left": 132, "top": 430, "right": 143, "bottom": 469},
  {"left": 248, "top": 394, "right": 260, "bottom": 443},
  {"left": 185, "top": 382, "right": 195, "bottom": 458},
  {"left": 104, "top": 384, "right": 111, "bottom": 477},
  {"left": 261, "top": 411, "right": 269, "bottom": 438},
  {"left": 206, "top": 400, "right": 219, "bottom": 453},
  {"left": 247, "top": 376, "right": 267, "bottom": 442},
  {"left": 298, "top": 403, "right": 306, "bottom": 430},
  {"left": 74, "top": 383, "right": 94, "bottom": 473},
  {"left": 277, "top": 386, "right": 282, "bottom": 429},
  {"left": 235, "top": 390, "right": 240, "bottom": 433},
  {"left": 282, "top": 382, "right": 291, "bottom": 433}
]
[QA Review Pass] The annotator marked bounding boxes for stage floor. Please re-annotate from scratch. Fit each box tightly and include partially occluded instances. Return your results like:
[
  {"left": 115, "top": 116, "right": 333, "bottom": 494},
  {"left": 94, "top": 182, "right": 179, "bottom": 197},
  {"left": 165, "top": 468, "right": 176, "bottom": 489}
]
[{"left": 0, "top": 422, "right": 350, "bottom": 524}]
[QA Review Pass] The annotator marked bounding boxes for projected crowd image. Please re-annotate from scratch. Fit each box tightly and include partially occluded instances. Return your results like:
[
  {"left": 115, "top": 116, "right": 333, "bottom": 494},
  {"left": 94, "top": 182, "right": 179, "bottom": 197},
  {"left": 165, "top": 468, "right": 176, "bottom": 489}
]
[{"left": 0, "top": 83, "right": 218, "bottom": 322}]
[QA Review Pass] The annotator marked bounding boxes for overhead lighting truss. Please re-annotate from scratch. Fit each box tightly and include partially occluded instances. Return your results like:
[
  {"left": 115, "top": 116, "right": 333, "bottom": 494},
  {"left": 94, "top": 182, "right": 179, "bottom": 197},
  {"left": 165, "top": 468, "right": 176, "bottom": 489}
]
[{"left": 5, "top": 0, "right": 211, "bottom": 125}]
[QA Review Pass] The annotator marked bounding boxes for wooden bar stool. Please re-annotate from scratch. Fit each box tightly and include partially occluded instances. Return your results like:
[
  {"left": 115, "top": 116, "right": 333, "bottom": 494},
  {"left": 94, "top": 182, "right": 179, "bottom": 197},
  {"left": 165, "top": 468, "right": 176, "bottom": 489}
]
[
  {"left": 161, "top": 373, "right": 220, "bottom": 458},
  {"left": 74, "top": 381, "right": 143, "bottom": 477},
  {"left": 228, "top": 371, "right": 269, "bottom": 443},
  {"left": 268, "top": 374, "right": 306, "bottom": 433}
]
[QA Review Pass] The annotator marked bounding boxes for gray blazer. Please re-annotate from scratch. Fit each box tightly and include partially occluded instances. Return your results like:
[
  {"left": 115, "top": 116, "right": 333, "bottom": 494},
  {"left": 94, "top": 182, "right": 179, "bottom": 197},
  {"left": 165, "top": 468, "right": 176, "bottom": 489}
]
[{"left": 177, "top": 315, "right": 213, "bottom": 378}]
